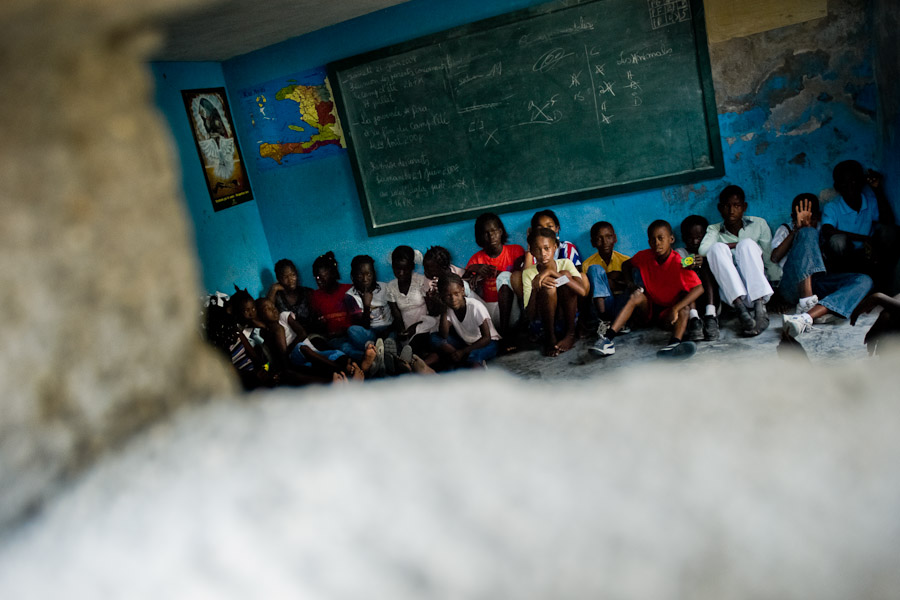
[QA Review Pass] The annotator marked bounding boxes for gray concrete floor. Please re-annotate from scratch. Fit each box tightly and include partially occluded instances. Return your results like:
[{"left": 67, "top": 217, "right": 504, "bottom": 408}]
[{"left": 491, "top": 311, "right": 881, "bottom": 379}]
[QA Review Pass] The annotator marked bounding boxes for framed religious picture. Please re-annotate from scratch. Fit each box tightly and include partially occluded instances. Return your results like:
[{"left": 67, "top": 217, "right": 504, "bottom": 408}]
[{"left": 182, "top": 87, "right": 254, "bottom": 211}]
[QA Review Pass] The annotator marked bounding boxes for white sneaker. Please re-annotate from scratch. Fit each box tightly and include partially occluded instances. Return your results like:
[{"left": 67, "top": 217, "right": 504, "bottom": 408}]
[
  {"left": 795, "top": 295, "right": 819, "bottom": 314},
  {"left": 589, "top": 336, "right": 616, "bottom": 356},
  {"left": 783, "top": 313, "right": 813, "bottom": 338}
]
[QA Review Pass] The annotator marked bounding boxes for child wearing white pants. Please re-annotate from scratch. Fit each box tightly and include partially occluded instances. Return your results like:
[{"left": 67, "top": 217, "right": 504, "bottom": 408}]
[{"left": 699, "top": 185, "right": 778, "bottom": 336}]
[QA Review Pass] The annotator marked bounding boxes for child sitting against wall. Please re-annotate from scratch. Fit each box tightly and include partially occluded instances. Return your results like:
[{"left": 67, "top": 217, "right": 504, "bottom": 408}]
[
  {"left": 266, "top": 258, "right": 313, "bottom": 331},
  {"left": 346, "top": 254, "right": 393, "bottom": 342},
  {"left": 309, "top": 252, "right": 362, "bottom": 359},
  {"left": 582, "top": 221, "right": 631, "bottom": 330},
  {"left": 519, "top": 209, "right": 583, "bottom": 268},
  {"left": 676, "top": 215, "right": 720, "bottom": 341},
  {"left": 387, "top": 245, "right": 433, "bottom": 355},
  {"left": 522, "top": 226, "right": 589, "bottom": 356},
  {"left": 256, "top": 297, "right": 368, "bottom": 384},
  {"left": 821, "top": 161, "right": 898, "bottom": 293},
  {"left": 255, "top": 297, "right": 304, "bottom": 358},
  {"left": 465, "top": 212, "right": 524, "bottom": 342},
  {"left": 432, "top": 273, "right": 501, "bottom": 368},
  {"left": 698, "top": 185, "right": 778, "bottom": 336},
  {"left": 591, "top": 220, "right": 704, "bottom": 359},
  {"left": 771, "top": 194, "right": 873, "bottom": 338},
  {"left": 206, "top": 289, "right": 271, "bottom": 390}
]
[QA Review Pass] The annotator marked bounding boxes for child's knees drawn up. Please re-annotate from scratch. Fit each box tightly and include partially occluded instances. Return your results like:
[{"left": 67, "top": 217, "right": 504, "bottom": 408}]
[{"left": 628, "top": 288, "right": 647, "bottom": 304}]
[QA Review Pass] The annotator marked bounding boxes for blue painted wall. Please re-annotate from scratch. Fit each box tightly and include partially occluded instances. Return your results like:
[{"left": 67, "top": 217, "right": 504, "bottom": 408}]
[
  {"left": 152, "top": 61, "right": 273, "bottom": 296},
  {"left": 874, "top": 0, "right": 900, "bottom": 209},
  {"left": 153, "top": 0, "right": 885, "bottom": 294}
]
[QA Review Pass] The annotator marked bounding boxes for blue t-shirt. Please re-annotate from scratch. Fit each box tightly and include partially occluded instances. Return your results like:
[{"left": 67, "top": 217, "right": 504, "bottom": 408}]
[{"left": 821, "top": 188, "right": 879, "bottom": 238}]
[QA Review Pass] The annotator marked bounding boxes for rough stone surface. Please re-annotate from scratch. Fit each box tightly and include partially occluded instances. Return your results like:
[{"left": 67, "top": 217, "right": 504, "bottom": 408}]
[
  {"left": 0, "top": 0, "right": 235, "bottom": 530},
  {"left": 1, "top": 357, "right": 899, "bottom": 598}
]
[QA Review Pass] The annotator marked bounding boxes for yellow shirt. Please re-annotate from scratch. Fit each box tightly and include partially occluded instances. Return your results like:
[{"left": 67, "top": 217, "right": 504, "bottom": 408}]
[
  {"left": 582, "top": 250, "right": 630, "bottom": 273},
  {"left": 522, "top": 258, "right": 580, "bottom": 306}
]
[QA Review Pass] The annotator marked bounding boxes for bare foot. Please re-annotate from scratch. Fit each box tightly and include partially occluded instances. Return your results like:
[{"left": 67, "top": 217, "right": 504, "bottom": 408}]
[
  {"left": 411, "top": 354, "right": 436, "bottom": 375},
  {"left": 360, "top": 343, "right": 376, "bottom": 373},
  {"left": 346, "top": 361, "right": 365, "bottom": 382},
  {"left": 555, "top": 333, "right": 576, "bottom": 353},
  {"left": 542, "top": 332, "right": 559, "bottom": 357},
  {"left": 332, "top": 372, "right": 348, "bottom": 384}
]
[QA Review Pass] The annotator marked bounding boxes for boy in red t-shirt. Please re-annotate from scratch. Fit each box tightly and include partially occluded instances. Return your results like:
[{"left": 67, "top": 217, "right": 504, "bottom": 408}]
[{"left": 589, "top": 220, "right": 704, "bottom": 359}]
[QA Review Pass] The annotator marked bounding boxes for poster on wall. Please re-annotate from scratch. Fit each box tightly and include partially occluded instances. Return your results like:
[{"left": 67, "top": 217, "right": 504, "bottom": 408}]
[
  {"left": 237, "top": 66, "right": 346, "bottom": 171},
  {"left": 182, "top": 87, "right": 254, "bottom": 212}
]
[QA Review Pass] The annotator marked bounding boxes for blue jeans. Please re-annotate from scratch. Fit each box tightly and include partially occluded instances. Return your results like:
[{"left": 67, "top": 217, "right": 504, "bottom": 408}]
[
  {"left": 779, "top": 227, "right": 872, "bottom": 317},
  {"left": 290, "top": 345, "right": 345, "bottom": 368},
  {"left": 430, "top": 332, "right": 498, "bottom": 365},
  {"left": 587, "top": 265, "right": 629, "bottom": 321},
  {"left": 328, "top": 325, "right": 392, "bottom": 361}
]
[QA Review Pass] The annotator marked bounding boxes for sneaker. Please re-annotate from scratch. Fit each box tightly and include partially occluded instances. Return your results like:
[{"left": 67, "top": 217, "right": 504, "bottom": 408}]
[
  {"left": 813, "top": 313, "right": 838, "bottom": 325},
  {"left": 783, "top": 313, "right": 813, "bottom": 338},
  {"left": 796, "top": 295, "right": 819, "bottom": 314},
  {"left": 588, "top": 335, "right": 615, "bottom": 356},
  {"left": 703, "top": 315, "right": 720, "bottom": 341},
  {"left": 734, "top": 300, "right": 756, "bottom": 335},
  {"left": 373, "top": 339, "right": 386, "bottom": 376},
  {"left": 399, "top": 344, "right": 413, "bottom": 363},
  {"left": 619, "top": 325, "right": 631, "bottom": 335},
  {"left": 686, "top": 317, "right": 704, "bottom": 341},
  {"left": 657, "top": 340, "right": 697, "bottom": 359},
  {"left": 384, "top": 337, "right": 398, "bottom": 358},
  {"left": 753, "top": 299, "right": 770, "bottom": 334}
]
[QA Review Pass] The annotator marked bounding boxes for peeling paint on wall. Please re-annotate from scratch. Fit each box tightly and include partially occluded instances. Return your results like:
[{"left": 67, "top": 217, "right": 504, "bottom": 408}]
[{"left": 789, "top": 152, "right": 808, "bottom": 166}]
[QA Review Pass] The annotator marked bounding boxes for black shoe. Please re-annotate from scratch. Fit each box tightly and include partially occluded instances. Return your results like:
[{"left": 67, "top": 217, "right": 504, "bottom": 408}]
[
  {"left": 753, "top": 298, "right": 770, "bottom": 333},
  {"left": 703, "top": 315, "right": 720, "bottom": 340},
  {"left": 686, "top": 317, "right": 704, "bottom": 341},
  {"left": 657, "top": 341, "right": 697, "bottom": 359},
  {"left": 733, "top": 300, "right": 756, "bottom": 335}
]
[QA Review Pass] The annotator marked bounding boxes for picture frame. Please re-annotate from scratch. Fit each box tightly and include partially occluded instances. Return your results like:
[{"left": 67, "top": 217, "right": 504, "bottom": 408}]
[{"left": 182, "top": 87, "right": 254, "bottom": 212}]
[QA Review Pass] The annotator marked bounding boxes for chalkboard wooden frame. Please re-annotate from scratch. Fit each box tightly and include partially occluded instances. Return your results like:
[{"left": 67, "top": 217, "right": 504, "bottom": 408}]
[{"left": 329, "top": 0, "right": 723, "bottom": 236}]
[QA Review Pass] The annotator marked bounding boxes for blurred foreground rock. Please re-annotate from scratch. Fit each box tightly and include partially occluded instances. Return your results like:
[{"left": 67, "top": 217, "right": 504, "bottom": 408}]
[
  {"left": 0, "top": 0, "right": 235, "bottom": 529},
  {"left": 1, "top": 359, "right": 898, "bottom": 598}
]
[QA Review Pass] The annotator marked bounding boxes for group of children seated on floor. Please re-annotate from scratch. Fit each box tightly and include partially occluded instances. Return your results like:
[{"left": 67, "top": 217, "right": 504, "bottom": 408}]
[{"left": 205, "top": 159, "right": 900, "bottom": 389}]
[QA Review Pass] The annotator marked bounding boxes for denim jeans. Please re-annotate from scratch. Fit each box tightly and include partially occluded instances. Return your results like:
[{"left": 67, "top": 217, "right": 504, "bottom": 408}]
[
  {"left": 328, "top": 325, "right": 392, "bottom": 361},
  {"left": 811, "top": 272, "right": 873, "bottom": 318},
  {"left": 290, "top": 345, "right": 345, "bottom": 368},
  {"left": 586, "top": 265, "right": 629, "bottom": 321},
  {"left": 779, "top": 227, "right": 873, "bottom": 317},
  {"left": 779, "top": 227, "right": 827, "bottom": 304},
  {"left": 430, "top": 332, "right": 498, "bottom": 365}
]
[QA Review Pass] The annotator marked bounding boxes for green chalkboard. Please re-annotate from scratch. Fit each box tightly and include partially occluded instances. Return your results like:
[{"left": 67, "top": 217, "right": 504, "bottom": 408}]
[{"left": 328, "top": 0, "right": 722, "bottom": 236}]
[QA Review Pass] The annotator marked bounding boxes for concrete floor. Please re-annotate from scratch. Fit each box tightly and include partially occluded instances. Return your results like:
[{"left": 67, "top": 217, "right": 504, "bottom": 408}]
[{"left": 492, "top": 311, "right": 881, "bottom": 379}]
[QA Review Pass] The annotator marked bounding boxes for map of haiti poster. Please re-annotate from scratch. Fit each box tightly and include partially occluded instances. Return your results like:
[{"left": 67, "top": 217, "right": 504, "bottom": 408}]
[{"left": 238, "top": 66, "right": 346, "bottom": 171}]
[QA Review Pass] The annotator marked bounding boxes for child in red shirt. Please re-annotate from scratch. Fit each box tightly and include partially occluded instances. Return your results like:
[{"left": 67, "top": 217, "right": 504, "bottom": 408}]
[
  {"left": 590, "top": 220, "right": 704, "bottom": 359},
  {"left": 464, "top": 212, "right": 524, "bottom": 341},
  {"left": 309, "top": 251, "right": 355, "bottom": 338}
]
